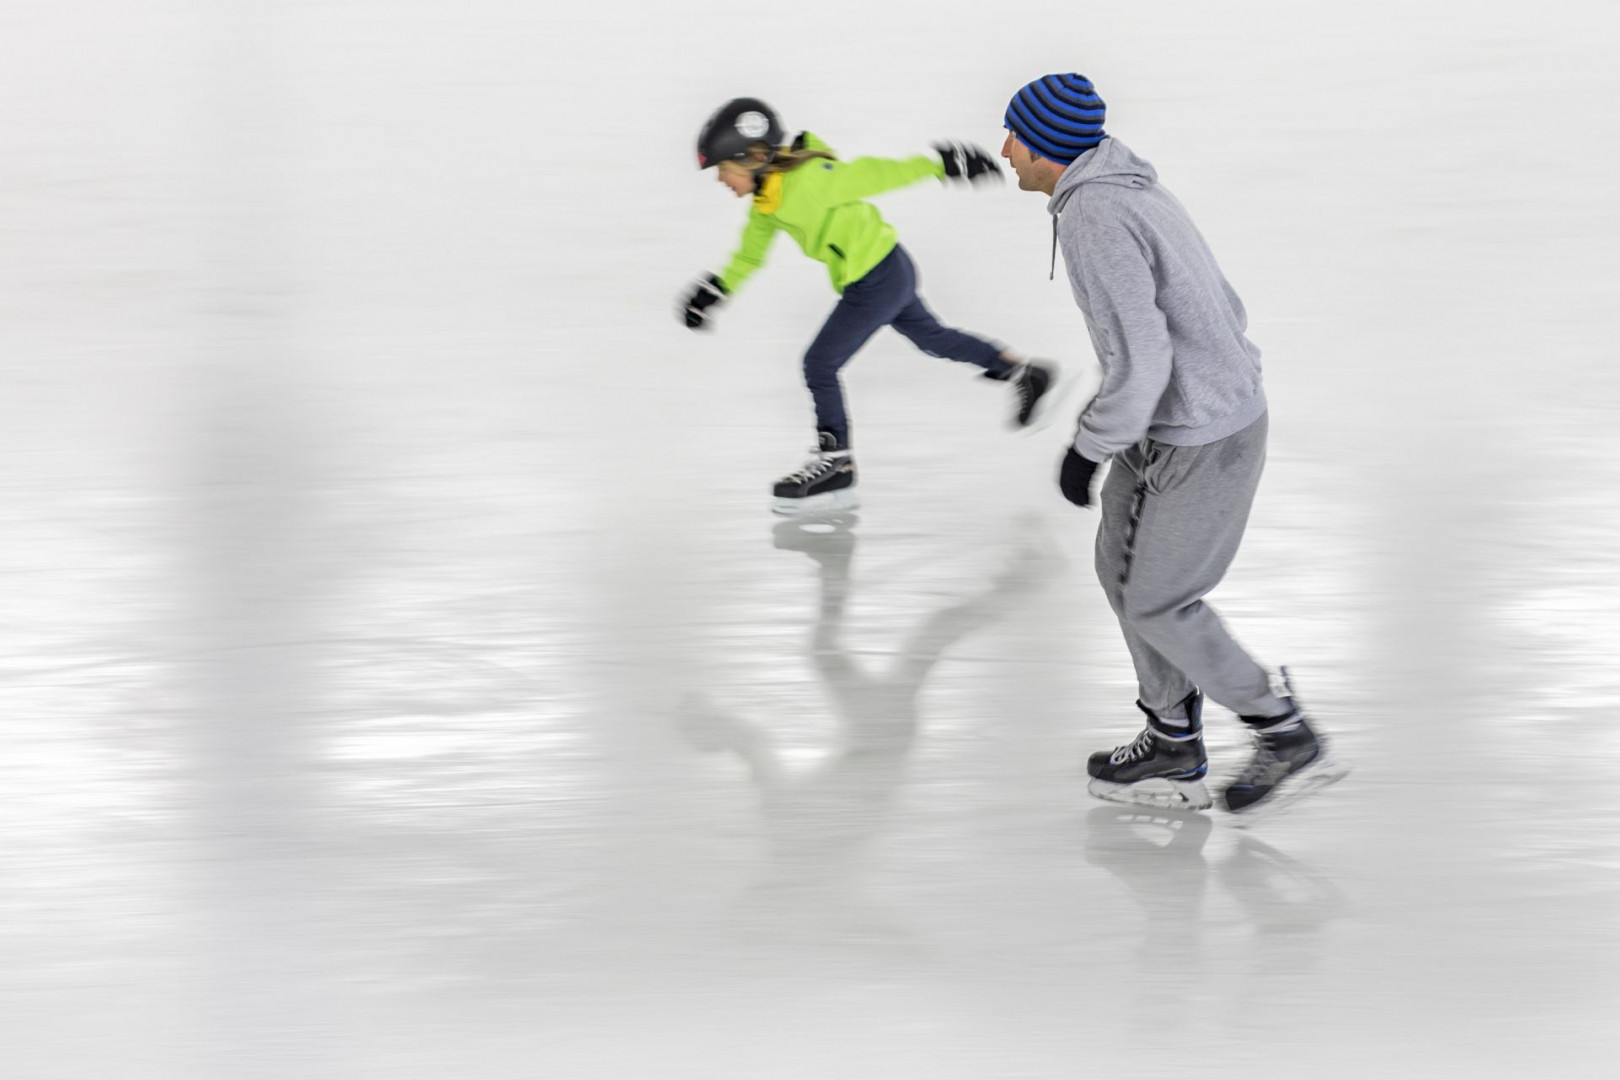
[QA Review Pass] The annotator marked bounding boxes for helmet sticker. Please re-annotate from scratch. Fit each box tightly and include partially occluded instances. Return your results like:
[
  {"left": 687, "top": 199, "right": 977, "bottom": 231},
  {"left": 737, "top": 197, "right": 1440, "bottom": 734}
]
[{"left": 735, "top": 111, "right": 770, "bottom": 140}]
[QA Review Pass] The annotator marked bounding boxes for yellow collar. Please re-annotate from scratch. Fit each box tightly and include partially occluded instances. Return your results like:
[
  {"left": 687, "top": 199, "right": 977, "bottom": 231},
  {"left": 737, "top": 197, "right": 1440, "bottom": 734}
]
[{"left": 753, "top": 172, "right": 784, "bottom": 214}]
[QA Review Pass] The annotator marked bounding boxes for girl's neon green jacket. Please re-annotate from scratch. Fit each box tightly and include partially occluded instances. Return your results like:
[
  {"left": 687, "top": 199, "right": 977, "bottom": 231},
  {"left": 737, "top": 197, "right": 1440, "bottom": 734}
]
[{"left": 717, "top": 133, "right": 947, "bottom": 296}]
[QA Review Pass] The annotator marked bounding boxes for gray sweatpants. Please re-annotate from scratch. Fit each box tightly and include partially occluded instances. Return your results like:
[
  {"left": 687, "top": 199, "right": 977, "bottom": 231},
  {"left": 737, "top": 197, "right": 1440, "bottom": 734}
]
[{"left": 1094, "top": 412, "right": 1288, "bottom": 722}]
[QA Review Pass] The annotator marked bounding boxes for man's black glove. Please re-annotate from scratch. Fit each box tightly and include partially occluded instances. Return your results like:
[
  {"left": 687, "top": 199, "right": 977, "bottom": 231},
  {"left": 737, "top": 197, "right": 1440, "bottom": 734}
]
[
  {"left": 934, "top": 141, "right": 1002, "bottom": 185},
  {"left": 1059, "top": 447, "right": 1100, "bottom": 508},
  {"left": 681, "top": 273, "right": 727, "bottom": 330}
]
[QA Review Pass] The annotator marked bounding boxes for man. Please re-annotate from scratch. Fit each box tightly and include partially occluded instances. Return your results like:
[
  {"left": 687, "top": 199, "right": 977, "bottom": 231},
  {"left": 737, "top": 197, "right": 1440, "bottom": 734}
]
[{"left": 1001, "top": 72, "right": 1347, "bottom": 816}]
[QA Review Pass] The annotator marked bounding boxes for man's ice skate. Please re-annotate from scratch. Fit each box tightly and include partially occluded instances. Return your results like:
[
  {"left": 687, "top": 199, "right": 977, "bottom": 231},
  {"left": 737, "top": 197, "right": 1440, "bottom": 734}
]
[
  {"left": 771, "top": 431, "right": 859, "bottom": 515},
  {"left": 1221, "top": 670, "right": 1350, "bottom": 821},
  {"left": 986, "top": 360, "right": 1056, "bottom": 429},
  {"left": 1086, "top": 691, "right": 1212, "bottom": 811}
]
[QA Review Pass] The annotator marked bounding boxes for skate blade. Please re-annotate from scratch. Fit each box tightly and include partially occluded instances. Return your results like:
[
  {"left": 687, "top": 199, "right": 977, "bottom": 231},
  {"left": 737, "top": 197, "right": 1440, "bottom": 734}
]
[
  {"left": 1087, "top": 776, "right": 1213, "bottom": 812},
  {"left": 771, "top": 488, "right": 860, "bottom": 516},
  {"left": 1224, "top": 753, "right": 1351, "bottom": 826}
]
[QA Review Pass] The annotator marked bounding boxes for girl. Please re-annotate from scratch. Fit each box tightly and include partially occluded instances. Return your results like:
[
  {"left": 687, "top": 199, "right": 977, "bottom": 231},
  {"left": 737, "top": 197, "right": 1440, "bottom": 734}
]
[{"left": 681, "top": 97, "right": 1055, "bottom": 515}]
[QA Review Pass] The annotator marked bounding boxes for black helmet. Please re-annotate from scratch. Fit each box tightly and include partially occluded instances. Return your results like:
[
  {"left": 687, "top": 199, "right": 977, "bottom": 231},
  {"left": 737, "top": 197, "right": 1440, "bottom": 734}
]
[{"left": 696, "top": 97, "right": 783, "bottom": 169}]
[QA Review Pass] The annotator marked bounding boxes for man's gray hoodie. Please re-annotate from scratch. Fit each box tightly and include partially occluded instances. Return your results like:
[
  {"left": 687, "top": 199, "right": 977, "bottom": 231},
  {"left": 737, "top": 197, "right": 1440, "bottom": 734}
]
[{"left": 1050, "top": 137, "right": 1267, "bottom": 461}]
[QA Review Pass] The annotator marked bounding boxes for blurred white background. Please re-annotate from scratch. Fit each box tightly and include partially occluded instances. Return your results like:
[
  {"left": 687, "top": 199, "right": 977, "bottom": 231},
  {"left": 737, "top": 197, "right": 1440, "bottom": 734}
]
[{"left": 2, "top": 1, "right": 1618, "bottom": 1077}]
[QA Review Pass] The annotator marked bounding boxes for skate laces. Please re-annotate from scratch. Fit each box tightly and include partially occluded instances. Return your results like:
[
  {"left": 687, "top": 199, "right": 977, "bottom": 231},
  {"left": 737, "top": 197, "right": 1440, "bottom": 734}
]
[
  {"left": 1015, "top": 365, "right": 1037, "bottom": 408},
  {"left": 783, "top": 452, "right": 838, "bottom": 485},
  {"left": 1110, "top": 727, "right": 1157, "bottom": 766},
  {"left": 1234, "top": 735, "right": 1293, "bottom": 787}
]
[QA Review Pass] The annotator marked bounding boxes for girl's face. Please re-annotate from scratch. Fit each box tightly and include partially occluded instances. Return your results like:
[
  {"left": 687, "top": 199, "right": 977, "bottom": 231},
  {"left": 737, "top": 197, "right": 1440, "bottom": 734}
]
[{"left": 716, "top": 161, "right": 755, "bottom": 198}]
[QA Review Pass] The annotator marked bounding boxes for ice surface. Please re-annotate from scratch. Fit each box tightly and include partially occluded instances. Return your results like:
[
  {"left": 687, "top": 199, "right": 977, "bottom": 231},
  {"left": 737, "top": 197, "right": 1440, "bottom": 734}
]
[{"left": 2, "top": 1, "right": 1618, "bottom": 1077}]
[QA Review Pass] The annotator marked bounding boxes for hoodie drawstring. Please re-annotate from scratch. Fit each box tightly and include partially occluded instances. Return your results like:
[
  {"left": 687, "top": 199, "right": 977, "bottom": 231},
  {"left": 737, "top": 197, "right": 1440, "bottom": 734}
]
[{"left": 1049, "top": 214, "right": 1058, "bottom": 281}]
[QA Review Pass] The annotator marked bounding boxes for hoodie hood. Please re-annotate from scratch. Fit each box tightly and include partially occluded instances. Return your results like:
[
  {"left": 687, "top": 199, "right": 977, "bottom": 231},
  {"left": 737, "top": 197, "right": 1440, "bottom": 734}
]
[{"left": 1046, "top": 137, "right": 1157, "bottom": 215}]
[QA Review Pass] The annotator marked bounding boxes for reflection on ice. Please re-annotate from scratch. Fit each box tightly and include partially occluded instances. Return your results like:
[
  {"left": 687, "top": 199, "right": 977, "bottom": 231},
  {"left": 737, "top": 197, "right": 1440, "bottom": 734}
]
[{"left": 673, "top": 514, "right": 1058, "bottom": 950}]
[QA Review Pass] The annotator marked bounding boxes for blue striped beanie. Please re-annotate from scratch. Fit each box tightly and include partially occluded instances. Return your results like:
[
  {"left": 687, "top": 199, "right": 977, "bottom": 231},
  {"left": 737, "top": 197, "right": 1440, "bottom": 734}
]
[{"left": 1004, "top": 73, "right": 1107, "bottom": 164}]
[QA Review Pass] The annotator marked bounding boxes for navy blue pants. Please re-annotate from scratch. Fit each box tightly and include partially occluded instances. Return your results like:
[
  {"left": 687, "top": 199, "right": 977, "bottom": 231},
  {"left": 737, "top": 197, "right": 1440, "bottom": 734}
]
[{"left": 803, "top": 244, "right": 1010, "bottom": 446}]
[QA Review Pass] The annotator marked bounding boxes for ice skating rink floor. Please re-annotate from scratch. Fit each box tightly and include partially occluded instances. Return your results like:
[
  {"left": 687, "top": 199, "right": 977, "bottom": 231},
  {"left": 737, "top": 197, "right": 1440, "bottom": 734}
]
[{"left": 3, "top": 2, "right": 1618, "bottom": 1078}]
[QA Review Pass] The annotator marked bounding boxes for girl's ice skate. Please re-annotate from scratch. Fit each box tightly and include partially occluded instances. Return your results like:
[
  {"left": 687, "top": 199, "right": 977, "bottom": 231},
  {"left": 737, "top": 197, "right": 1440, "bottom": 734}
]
[
  {"left": 987, "top": 360, "right": 1056, "bottom": 429},
  {"left": 772, "top": 431, "right": 859, "bottom": 515}
]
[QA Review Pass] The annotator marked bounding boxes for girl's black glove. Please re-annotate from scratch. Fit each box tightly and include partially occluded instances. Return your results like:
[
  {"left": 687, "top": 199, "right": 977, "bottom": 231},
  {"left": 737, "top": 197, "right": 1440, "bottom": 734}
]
[
  {"left": 681, "top": 274, "right": 727, "bottom": 329},
  {"left": 1059, "top": 447, "right": 1100, "bottom": 508},
  {"left": 935, "top": 141, "right": 1002, "bottom": 185}
]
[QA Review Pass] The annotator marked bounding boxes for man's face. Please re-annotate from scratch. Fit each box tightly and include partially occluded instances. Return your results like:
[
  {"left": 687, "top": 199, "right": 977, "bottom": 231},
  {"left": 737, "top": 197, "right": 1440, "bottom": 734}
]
[{"left": 1000, "top": 131, "right": 1045, "bottom": 192}]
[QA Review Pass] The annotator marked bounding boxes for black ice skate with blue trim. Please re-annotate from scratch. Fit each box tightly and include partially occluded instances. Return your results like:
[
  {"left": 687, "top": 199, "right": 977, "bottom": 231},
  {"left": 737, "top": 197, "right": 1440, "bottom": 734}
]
[
  {"left": 1086, "top": 691, "right": 1212, "bottom": 811},
  {"left": 1221, "top": 669, "right": 1350, "bottom": 821}
]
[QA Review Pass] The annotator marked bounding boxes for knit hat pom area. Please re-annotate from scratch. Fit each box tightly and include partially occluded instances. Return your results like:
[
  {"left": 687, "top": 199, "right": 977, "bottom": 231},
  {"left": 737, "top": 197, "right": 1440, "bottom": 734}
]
[{"left": 1005, "top": 73, "right": 1106, "bottom": 164}]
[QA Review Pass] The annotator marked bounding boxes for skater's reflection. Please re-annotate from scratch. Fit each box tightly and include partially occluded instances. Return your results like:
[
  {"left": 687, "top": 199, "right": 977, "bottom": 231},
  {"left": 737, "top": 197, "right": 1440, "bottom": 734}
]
[
  {"left": 1084, "top": 806, "right": 1214, "bottom": 982},
  {"left": 1083, "top": 805, "right": 1346, "bottom": 1015},
  {"left": 675, "top": 513, "right": 1052, "bottom": 953}
]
